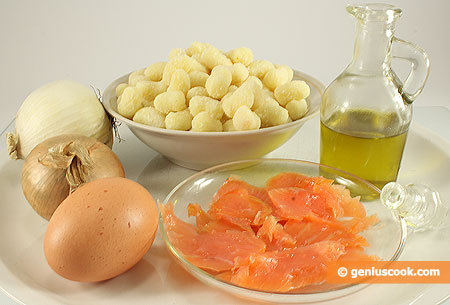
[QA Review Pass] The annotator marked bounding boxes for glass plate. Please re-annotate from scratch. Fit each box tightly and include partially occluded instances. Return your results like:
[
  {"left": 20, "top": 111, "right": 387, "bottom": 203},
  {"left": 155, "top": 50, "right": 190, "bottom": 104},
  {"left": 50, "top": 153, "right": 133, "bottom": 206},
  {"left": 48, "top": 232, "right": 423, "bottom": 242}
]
[{"left": 160, "top": 158, "right": 407, "bottom": 303}]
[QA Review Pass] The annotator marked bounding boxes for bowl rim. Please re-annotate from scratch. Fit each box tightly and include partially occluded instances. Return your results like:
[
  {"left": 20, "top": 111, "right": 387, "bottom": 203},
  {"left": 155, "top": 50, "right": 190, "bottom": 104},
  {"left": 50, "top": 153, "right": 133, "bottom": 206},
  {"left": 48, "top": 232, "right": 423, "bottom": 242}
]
[
  {"left": 102, "top": 69, "right": 324, "bottom": 137},
  {"left": 158, "top": 158, "right": 408, "bottom": 300}
]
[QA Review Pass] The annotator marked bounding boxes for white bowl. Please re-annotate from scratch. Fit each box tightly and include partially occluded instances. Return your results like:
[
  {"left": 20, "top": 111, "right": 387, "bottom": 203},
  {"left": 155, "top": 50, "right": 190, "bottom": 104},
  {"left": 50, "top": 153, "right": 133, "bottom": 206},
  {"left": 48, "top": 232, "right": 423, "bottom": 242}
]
[{"left": 103, "top": 70, "right": 324, "bottom": 170}]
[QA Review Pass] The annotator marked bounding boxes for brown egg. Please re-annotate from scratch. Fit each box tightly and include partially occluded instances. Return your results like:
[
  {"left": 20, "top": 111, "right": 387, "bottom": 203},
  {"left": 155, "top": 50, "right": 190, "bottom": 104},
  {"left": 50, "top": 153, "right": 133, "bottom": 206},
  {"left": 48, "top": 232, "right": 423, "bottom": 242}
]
[{"left": 43, "top": 177, "right": 158, "bottom": 282}]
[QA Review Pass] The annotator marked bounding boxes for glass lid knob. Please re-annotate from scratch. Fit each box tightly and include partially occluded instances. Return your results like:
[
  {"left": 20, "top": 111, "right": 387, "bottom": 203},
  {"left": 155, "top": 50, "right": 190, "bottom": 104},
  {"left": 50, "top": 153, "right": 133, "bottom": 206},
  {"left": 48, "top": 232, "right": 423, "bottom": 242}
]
[{"left": 381, "top": 182, "right": 449, "bottom": 231}]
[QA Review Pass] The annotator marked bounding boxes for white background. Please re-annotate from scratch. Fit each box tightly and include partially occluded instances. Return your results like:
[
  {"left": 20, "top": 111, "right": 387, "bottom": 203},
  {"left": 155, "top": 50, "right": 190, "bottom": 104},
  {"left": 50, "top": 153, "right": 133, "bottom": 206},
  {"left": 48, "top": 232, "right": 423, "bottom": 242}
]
[
  {"left": 1, "top": 1, "right": 449, "bottom": 304},
  {"left": 1, "top": 0, "right": 449, "bottom": 127}
]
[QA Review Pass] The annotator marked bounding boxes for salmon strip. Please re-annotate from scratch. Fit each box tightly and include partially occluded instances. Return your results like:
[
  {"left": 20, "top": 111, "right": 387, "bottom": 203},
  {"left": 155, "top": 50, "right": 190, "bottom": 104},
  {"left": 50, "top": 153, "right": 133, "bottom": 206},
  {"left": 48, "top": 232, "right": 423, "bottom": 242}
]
[
  {"left": 256, "top": 215, "right": 296, "bottom": 251},
  {"left": 284, "top": 219, "right": 369, "bottom": 248},
  {"left": 229, "top": 241, "right": 345, "bottom": 292},
  {"left": 209, "top": 189, "right": 272, "bottom": 230},
  {"left": 188, "top": 203, "right": 245, "bottom": 233},
  {"left": 214, "top": 175, "right": 272, "bottom": 206},
  {"left": 266, "top": 173, "right": 367, "bottom": 218},
  {"left": 161, "top": 202, "right": 266, "bottom": 272},
  {"left": 268, "top": 187, "right": 335, "bottom": 221},
  {"left": 266, "top": 172, "right": 310, "bottom": 190}
]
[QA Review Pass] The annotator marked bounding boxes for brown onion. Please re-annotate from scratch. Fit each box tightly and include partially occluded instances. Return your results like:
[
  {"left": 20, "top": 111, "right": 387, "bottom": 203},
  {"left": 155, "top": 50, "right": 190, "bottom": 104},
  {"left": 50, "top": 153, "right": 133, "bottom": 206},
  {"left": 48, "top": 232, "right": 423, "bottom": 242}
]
[{"left": 21, "top": 134, "right": 125, "bottom": 220}]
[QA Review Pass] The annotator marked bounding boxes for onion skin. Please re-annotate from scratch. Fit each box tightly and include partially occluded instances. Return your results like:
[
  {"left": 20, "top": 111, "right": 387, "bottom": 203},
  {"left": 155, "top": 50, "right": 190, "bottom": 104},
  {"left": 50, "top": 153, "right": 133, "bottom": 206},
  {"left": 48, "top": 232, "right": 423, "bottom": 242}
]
[
  {"left": 8, "top": 80, "right": 113, "bottom": 160},
  {"left": 21, "top": 134, "right": 125, "bottom": 220}
]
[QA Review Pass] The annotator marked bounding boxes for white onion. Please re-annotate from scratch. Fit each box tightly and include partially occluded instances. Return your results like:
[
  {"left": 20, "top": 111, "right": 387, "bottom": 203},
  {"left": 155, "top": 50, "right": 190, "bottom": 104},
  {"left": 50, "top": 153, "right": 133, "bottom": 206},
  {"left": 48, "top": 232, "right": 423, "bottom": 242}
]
[{"left": 7, "top": 80, "right": 113, "bottom": 159}]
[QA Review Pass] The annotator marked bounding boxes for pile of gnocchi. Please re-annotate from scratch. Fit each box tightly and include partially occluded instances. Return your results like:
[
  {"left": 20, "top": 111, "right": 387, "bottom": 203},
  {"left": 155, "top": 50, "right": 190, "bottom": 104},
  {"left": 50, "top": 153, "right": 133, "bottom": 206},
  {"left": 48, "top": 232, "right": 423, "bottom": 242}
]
[{"left": 116, "top": 42, "right": 310, "bottom": 132}]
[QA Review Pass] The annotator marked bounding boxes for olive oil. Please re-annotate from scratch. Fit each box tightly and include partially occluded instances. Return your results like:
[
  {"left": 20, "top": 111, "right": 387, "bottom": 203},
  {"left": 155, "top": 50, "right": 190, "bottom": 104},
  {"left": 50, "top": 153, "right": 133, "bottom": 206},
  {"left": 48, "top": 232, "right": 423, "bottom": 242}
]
[{"left": 320, "top": 110, "right": 408, "bottom": 191}]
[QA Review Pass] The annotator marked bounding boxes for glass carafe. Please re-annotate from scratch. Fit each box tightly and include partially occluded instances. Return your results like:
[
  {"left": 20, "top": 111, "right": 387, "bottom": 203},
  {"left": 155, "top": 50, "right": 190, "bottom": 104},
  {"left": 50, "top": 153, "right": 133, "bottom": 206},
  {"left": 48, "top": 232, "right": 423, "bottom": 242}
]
[{"left": 320, "top": 3, "right": 430, "bottom": 196}]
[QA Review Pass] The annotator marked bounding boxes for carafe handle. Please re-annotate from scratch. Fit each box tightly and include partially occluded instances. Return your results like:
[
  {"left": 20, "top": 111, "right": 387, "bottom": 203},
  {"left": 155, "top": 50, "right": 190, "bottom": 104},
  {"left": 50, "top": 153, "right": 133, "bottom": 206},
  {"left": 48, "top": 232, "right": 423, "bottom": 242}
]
[{"left": 390, "top": 37, "right": 430, "bottom": 104}]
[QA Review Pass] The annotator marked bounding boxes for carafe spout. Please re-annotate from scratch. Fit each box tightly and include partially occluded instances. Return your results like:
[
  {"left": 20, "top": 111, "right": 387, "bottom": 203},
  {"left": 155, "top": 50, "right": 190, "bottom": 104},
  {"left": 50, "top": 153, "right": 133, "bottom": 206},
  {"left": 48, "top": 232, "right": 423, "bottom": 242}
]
[{"left": 346, "top": 4, "right": 401, "bottom": 74}]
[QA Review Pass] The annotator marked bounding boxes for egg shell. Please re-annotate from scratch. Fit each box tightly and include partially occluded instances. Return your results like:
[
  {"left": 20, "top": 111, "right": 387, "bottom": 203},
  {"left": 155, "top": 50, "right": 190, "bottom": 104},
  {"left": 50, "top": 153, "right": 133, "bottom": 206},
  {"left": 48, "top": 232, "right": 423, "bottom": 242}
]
[{"left": 43, "top": 177, "right": 158, "bottom": 282}]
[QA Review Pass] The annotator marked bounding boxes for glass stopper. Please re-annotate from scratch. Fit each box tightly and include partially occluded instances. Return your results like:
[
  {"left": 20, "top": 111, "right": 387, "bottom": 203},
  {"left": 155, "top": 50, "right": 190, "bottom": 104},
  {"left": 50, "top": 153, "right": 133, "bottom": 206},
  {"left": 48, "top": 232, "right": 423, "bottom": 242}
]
[{"left": 381, "top": 182, "right": 449, "bottom": 231}]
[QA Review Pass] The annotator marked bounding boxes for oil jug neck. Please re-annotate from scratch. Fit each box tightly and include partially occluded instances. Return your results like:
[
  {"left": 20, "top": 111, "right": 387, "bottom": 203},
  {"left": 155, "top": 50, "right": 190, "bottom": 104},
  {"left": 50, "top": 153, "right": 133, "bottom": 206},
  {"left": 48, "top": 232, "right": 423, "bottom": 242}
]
[
  {"left": 349, "top": 22, "right": 394, "bottom": 73},
  {"left": 346, "top": 4, "right": 401, "bottom": 74}
]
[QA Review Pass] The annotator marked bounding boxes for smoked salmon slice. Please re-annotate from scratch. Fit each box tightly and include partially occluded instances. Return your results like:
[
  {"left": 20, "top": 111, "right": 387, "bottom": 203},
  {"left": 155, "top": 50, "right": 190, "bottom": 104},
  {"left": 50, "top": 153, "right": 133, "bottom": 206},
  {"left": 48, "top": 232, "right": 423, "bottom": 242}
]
[
  {"left": 266, "top": 172, "right": 310, "bottom": 190},
  {"left": 284, "top": 219, "right": 369, "bottom": 248},
  {"left": 161, "top": 173, "right": 378, "bottom": 292},
  {"left": 228, "top": 241, "right": 345, "bottom": 292},
  {"left": 256, "top": 215, "right": 296, "bottom": 251},
  {"left": 338, "top": 246, "right": 378, "bottom": 262},
  {"left": 161, "top": 202, "right": 266, "bottom": 272},
  {"left": 209, "top": 189, "right": 272, "bottom": 230},
  {"left": 187, "top": 203, "right": 244, "bottom": 233},
  {"left": 186, "top": 230, "right": 266, "bottom": 272},
  {"left": 268, "top": 187, "right": 336, "bottom": 221},
  {"left": 266, "top": 172, "right": 366, "bottom": 218},
  {"left": 213, "top": 175, "right": 272, "bottom": 206}
]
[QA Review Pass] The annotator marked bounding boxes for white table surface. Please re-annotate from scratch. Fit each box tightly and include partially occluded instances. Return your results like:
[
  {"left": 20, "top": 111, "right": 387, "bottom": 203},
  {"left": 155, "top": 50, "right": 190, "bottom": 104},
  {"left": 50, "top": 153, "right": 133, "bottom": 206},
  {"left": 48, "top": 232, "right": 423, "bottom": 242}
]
[
  {"left": 0, "top": 106, "right": 450, "bottom": 305},
  {"left": 1, "top": 1, "right": 449, "bottom": 304}
]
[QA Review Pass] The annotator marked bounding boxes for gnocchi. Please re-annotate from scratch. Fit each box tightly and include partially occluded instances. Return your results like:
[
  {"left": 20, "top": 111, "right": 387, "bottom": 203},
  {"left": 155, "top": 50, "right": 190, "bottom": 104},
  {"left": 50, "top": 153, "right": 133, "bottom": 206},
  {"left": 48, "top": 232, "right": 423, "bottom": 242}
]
[
  {"left": 191, "top": 111, "right": 223, "bottom": 132},
  {"left": 263, "top": 67, "right": 292, "bottom": 91},
  {"left": 116, "top": 42, "right": 311, "bottom": 132},
  {"left": 286, "top": 99, "right": 308, "bottom": 120},
  {"left": 117, "top": 86, "right": 145, "bottom": 119},
  {"left": 128, "top": 69, "right": 146, "bottom": 86},
  {"left": 227, "top": 85, "right": 238, "bottom": 94},
  {"left": 252, "top": 88, "right": 274, "bottom": 110},
  {"left": 220, "top": 86, "right": 237, "bottom": 103},
  {"left": 186, "top": 86, "right": 208, "bottom": 104},
  {"left": 185, "top": 41, "right": 212, "bottom": 57},
  {"left": 197, "top": 47, "right": 232, "bottom": 70},
  {"left": 189, "top": 96, "right": 223, "bottom": 119},
  {"left": 233, "top": 105, "right": 261, "bottom": 131},
  {"left": 274, "top": 80, "right": 310, "bottom": 106},
  {"left": 115, "top": 83, "right": 128, "bottom": 97},
  {"left": 135, "top": 80, "right": 166, "bottom": 104},
  {"left": 133, "top": 106, "right": 165, "bottom": 128},
  {"left": 248, "top": 60, "right": 274, "bottom": 79},
  {"left": 240, "top": 76, "right": 263, "bottom": 94},
  {"left": 189, "top": 71, "right": 209, "bottom": 87},
  {"left": 226, "top": 47, "right": 253, "bottom": 66},
  {"left": 276, "top": 65, "right": 294, "bottom": 83},
  {"left": 205, "top": 65, "right": 232, "bottom": 99},
  {"left": 228, "top": 63, "right": 249, "bottom": 85},
  {"left": 154, "top": 91, "right": 187, "bottom": 114},
  {"left": 222, "top": 86, "right": 254, "bottom": 118},
  {"left": 254, "top": 97, "right": 289, "bottom": 127},
  {"left": 222, "top": 119, "right": 236, "bottom": 132},
  {"left": 162, "top": 55, "right": 208, "bottom": 85},
  {"left": 144, "top": 62, "right": 166, "bottom": 81},
  {"left": 169, "top": 48, "right": 186, "bottom": 60},
  {"left": 165, "top": 109, "right": 193, "bottom": 130},
  {"left": 167, "top": 69, "right": 190, "bottom": 95}
]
